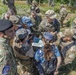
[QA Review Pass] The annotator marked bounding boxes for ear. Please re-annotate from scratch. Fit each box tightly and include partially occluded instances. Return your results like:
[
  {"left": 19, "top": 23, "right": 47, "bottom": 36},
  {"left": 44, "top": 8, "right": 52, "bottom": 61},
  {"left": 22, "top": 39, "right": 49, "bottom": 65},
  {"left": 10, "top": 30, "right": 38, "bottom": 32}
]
[{"left": 0, "top": 32, "right": 4, "bottom": 37}]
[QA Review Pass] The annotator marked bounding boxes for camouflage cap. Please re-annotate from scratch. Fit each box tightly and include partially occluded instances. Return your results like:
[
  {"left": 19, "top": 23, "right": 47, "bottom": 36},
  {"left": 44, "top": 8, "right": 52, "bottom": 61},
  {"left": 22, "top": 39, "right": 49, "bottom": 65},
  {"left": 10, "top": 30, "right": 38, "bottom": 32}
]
[
  {"left": 45, "top": 10, "right": 57, "bottom": 19},
  {"left": 0, "top": 19, "right": 13, "bottom": 32},
  {"left": 63, "top": 29, "right": 73, "bottom": 37}
]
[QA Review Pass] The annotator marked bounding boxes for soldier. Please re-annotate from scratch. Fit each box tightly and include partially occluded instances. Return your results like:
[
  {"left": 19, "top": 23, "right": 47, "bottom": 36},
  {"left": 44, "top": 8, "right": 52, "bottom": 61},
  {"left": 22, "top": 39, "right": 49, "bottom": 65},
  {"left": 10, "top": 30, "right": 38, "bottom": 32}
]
[
  {"left": 30, "top": 10, "right": 42, "bottom": 36},
  {"left": 59, "top": 4, "right": 68, "bottom": 27},
  {"left": 0, "top": 19, "right": 17, "bottom": 75},
  {"left": 2, "top": 0, "right": 17, "bottom": 15},
  {"left": 12, "top": 28, "right": 34, "bottom": 75},
  {"left": 59, "top": 29, "right": 76, "bottom": 65},
  {"left": 30, "top": 1, "right": 40, "bottom": 13},
  {"left": 26, "top": 0, "right": 33, "bottom": 5},
  {"left": 39, "top": 10, "right": 60, "bottom": 35}
]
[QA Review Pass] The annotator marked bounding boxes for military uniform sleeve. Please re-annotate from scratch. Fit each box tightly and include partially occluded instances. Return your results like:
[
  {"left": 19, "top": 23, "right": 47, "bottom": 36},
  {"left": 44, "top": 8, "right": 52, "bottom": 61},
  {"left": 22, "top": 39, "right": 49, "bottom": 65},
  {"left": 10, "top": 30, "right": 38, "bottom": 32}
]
[
  {"left": 0, "top": 44, "right": 17, "bottom": 75},
  {"left": 38, "top": 20, "right": 45, "bottom": 32},
  {"left": 0, "top": 45, "right": 10, "bottom": 75}
]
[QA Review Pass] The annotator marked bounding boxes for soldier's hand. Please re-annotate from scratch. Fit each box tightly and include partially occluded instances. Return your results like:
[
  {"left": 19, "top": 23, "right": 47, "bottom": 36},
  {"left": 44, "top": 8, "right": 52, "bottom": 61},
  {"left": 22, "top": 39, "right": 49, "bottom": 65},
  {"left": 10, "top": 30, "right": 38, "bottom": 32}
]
[{"left": 54, "top": 70, "right": 59, "bottom": 75}]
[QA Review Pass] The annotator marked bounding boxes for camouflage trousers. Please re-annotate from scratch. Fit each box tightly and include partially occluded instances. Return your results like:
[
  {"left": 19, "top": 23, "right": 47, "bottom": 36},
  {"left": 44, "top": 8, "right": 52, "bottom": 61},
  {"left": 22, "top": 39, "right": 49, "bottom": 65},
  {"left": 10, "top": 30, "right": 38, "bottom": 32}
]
[{"left": 16, "top": 58, "right": 34, "bottom": 75}]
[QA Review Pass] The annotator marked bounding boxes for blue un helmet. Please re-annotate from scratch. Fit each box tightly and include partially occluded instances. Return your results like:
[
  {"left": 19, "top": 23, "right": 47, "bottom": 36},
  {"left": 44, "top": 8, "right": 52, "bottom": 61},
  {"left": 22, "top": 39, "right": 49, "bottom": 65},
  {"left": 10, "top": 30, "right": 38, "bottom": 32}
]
[{"left": 21, "top": 16, "right": 33, "bottom": 28}]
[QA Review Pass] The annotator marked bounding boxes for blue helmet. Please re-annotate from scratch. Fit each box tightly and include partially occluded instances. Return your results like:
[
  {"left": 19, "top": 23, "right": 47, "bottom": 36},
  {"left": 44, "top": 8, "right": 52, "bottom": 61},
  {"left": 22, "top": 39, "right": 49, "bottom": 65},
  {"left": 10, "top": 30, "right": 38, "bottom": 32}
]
[{"left": 21, "top": 16, "right": 33, "bottom": 28}]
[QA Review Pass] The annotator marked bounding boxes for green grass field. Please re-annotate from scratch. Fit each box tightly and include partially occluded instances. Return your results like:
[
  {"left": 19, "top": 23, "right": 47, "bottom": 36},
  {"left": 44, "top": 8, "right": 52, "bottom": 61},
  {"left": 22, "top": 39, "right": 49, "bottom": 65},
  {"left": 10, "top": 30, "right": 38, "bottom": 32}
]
[{"left": 0, "top": 1, "right": 76, "bottom": 75}]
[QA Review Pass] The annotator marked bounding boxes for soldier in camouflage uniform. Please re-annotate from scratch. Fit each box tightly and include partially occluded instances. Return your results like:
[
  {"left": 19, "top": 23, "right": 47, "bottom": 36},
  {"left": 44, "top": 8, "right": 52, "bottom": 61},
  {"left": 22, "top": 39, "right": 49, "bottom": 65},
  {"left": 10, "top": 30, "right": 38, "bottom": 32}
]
[
  {"left": 30, "top": 10, "right": 42, "bottom": 36},
  {"left": 12, "top": 28, "right": 34, "bottom": 75},
  {"left": 2, "top": 0, "right": 17, "bottom": 15},
  {"left": 0, "top": 19, "right": 17, "bottom": 75},
  {"left": 59, "top": 4, "right": 68, "bottom": 27},
  {"left": 59, "top": 29, "right": 76, "bottom": 65},
  {"left": 39, "top": 10, "right": 60, "bottom": 36}
]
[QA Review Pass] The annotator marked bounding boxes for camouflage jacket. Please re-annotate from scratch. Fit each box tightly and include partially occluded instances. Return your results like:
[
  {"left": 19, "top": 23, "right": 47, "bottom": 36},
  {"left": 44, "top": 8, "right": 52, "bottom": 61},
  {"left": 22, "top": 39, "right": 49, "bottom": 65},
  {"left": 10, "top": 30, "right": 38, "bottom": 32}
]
[
  {"left": 60, "top": 8, "right": 67, "bottom": 18},
  {"left": 0, "top": 37, "right": 17, "bottom": 75},
  {"left": 30, "top": 15, "right": 42, "bottom": 31},
  {"left": 60, "top": 40, "right": 76, "bottom": 64},
  {"left": 39, "top": 18, "right": 60, "bottom": 33}
]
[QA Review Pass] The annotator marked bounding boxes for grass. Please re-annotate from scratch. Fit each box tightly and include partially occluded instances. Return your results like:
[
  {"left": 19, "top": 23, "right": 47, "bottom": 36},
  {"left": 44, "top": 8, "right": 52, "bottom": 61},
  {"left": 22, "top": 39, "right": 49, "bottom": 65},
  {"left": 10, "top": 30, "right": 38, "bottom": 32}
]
[{"left": 0, "top": 1, "right": 76, "bottom": 75}]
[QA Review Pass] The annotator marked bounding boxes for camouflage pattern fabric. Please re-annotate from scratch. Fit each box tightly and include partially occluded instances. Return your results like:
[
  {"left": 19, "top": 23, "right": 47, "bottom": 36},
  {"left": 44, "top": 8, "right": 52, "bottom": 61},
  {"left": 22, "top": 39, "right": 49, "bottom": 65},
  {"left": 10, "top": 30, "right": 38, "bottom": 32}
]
[
  {"left": 39, "top": 18, "right": 60, "bottom": 33},
  {"left": 59, "top": 7, "right": 67, "bottom": 27},
  {"left": 0, "top": 37, "right": 17, "bottom": 75},
  {"left": 12, "top": 37, "right": 35, "bottom": 75},
  {"left": 30, "top": 15, "right": 42, "bottom": 35},
  {"left": 17, "top": 58, "right": 34, "bottom": 75},
  {"left": 60, "top": 40, "right": 76, "bottom": 65},
  {"left": 2, "top": 0, "right": 17, "bottom": 15},
  {"left": 39, "top": 18, "right": 53, "bottom": 32}
]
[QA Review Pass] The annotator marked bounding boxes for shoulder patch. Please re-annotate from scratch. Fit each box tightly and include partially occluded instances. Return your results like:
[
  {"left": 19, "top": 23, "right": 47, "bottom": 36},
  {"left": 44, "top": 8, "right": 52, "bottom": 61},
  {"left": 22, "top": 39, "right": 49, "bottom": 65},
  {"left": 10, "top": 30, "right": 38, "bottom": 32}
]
[{"left": 2, "top": 66, "right": 10, "bottom": 75}]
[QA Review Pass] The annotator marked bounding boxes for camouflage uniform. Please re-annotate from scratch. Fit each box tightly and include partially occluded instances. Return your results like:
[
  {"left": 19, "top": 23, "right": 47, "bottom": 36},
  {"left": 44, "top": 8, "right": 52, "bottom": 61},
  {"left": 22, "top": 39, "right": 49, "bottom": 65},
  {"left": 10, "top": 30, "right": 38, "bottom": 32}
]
[
  {"left": 13, "top": 40, "right": 34, "bottom": 75},
  {"left": 2, "top": 0, "right": 17, "bottom": 15},
  {"left": 39, "top": 18, "right": 60, "bottom": 33},
  {"left": 30, "top": 14, "right": 42, "bottom": 35},
  {"left": 59, "top": 29, "right": 76, "bottom": 65},
  {"left": 59, "top": 6, "right": 67, "bottom": 27},
  {"left": 71, "top": 18, "right": 76, "bottom": 40},
  {"left": 0, "top": 37, "right": 17, "bottom": 75}
]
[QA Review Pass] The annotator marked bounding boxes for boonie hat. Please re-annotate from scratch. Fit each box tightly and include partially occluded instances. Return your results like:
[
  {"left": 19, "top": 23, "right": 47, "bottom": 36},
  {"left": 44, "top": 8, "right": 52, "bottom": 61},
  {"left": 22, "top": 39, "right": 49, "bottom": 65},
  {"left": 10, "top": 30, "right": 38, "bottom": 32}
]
[{"left": 45, "top": 10, "right": 57, "bottom": 19}]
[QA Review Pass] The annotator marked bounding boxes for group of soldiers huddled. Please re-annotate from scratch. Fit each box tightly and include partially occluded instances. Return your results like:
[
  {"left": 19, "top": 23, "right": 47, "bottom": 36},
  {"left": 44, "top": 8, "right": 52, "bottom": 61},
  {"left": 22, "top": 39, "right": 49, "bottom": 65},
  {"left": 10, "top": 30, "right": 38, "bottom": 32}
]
[{"left": 0, "top": 0, "right": 76, "bottom": 75}]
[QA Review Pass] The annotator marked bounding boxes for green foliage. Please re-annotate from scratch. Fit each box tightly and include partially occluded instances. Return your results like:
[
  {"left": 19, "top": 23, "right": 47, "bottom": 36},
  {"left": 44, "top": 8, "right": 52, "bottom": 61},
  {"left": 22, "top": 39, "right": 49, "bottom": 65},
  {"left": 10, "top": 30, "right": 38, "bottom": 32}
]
[{"left": 35, "top": 0, "right": 47, "bottom": 3}]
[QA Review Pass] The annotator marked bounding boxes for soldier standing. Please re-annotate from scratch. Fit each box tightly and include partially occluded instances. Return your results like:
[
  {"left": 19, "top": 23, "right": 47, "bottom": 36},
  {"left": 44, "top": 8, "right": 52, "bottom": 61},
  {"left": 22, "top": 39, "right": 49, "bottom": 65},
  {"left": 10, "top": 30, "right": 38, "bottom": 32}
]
[
  {"left": 2, "top": 0, "right": 17, "bottom": 15},
  {"left": 59, "top": 4, "right": 68, "bottom": 27},
  {"left": 30, "top": 1, "right": 40, "bottom": 13},
  {"left": 0, "top": 19, "right": 17, "bottom": 75},
  {"left": 30, "top": 10, "right": 42, "bottom": 36}
]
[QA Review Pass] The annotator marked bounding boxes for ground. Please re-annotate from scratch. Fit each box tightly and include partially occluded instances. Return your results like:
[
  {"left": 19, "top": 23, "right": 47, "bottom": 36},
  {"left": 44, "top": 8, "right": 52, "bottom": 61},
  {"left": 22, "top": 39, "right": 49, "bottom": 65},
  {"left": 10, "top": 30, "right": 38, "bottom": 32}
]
[{"left": 0, "top": 0, "right": 76, "bottom": 75}]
